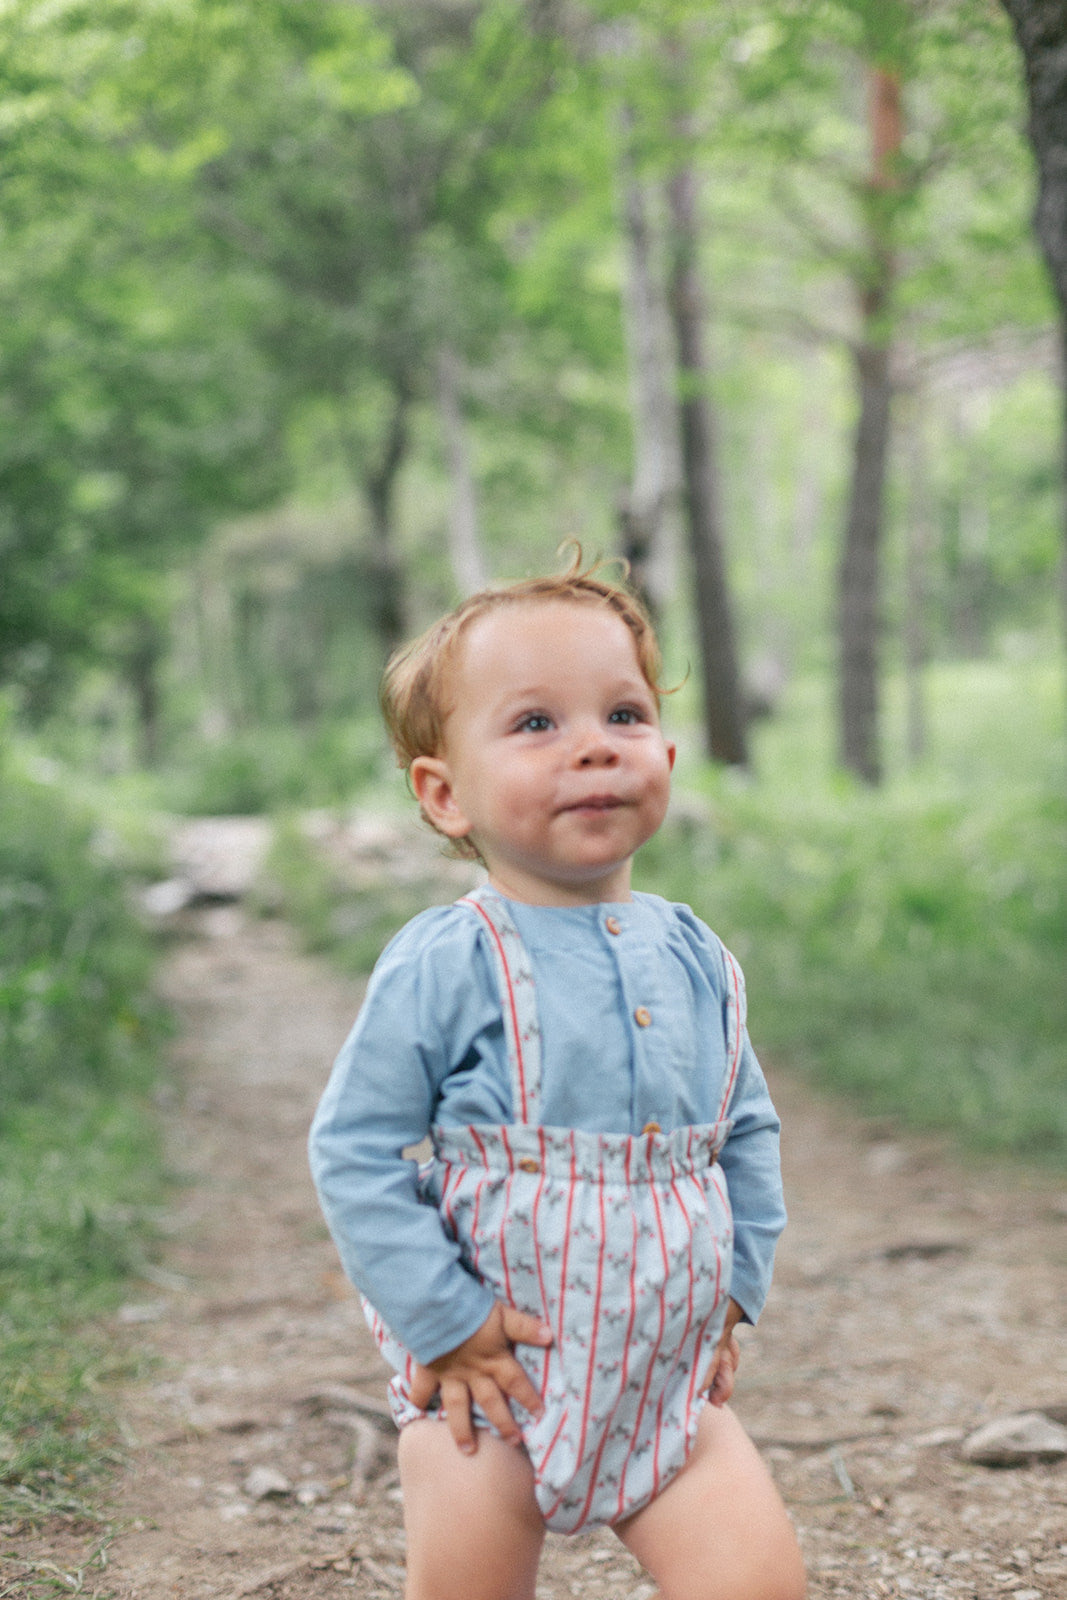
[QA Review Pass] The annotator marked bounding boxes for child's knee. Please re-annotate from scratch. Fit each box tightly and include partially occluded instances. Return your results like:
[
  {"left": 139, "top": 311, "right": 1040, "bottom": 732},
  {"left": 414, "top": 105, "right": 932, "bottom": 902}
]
[
  {"left": 399, "top": 1423, "right": 544, "bottom": 1600},
  {"left": 615, "top": 1407, "right": 806, "bottom": 1600}
]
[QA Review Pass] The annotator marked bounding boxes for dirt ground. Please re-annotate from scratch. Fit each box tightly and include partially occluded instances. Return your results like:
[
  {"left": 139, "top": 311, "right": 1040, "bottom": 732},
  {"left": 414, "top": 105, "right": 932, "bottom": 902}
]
[{"left": 4, "top": 898, "right": 1066, "bottom": 1600}]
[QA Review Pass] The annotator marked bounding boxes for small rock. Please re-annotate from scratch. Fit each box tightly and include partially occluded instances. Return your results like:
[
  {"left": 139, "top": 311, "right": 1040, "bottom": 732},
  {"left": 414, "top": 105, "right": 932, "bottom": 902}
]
[
  {"left": 960, "top": 1412, "right": 1067, "bottom": 1467},
  {"left": 242, "top": 1465, "right": 292, "bottom": 1500},
  {"left": 914, "top": 1426, "right": 964, "bottom": 1448},
  {"left": 171, "top": 816, "right": 272, "bottom": 900},
  {"left": 296, "top": 1481, "right": 329, "bottom": 1506},
  {"left": 866, "top": 1141, "right": 908, "bottom": 1176},
  {"left": 139, "top": 878, "right": 195, "bottom": 917},
  {"left": 117, "top": 1300, "right": 168, "bottom": 1325},
  {"left": 218, "top": 1502, "right": 250, "bottom": 1521},
  {"left": 882, "top": 1238, "right": 968, "bottom": 1262},
  {"left": 1009, "top": 1590, "right": 1042, "bottom": 1600}
]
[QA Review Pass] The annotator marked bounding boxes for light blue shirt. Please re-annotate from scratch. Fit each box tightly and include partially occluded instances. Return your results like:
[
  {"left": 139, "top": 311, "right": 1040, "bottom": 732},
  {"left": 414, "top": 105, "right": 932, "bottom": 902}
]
[{"left": 309, "top": 892, "right": 786, "bottom": 1365}]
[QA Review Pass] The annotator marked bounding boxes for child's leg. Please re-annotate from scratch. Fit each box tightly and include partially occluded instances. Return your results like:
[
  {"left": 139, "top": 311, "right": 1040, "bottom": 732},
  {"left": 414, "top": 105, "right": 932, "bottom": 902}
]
[
  {"left": 615, "top": 1405, "right": 806, "bottom": 1600},
  {"left": 397, "top": 1420, "right": 546, "bottom": 1600}
]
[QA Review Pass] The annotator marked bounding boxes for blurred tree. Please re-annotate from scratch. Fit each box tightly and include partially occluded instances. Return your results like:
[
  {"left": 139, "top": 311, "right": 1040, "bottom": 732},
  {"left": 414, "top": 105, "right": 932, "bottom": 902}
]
[
  {"left": 666, "top": 146, "right": 749, "bottom": 766},
  {"left": 587, "top": 7, "right": 751, "bottom": 764},
  {"left": 837, "top": 51, "right": 907, "bottom": 785},
  {"left": 158, "top": 0, "right": 566, "bottom": 657},
  {"left": 734, "top": 0, "right": 1040, "bottom": 781},
  {"left": 999, "top": 0, "right": 1067, "bottom": 652},
  {"left": 0, "top": 0, "right": 292, "bottom": 729}
]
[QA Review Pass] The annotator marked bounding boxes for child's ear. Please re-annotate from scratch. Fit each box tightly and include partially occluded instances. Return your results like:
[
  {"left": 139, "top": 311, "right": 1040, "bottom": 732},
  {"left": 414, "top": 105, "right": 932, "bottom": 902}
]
[{"left": 411, "top": 756, "right": 472, "bottom": 841}]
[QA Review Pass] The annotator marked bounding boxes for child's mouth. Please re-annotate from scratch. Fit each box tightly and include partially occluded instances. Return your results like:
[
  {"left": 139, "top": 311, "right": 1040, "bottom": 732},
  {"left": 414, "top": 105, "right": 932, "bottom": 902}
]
[{"left": 564, "top": 795, "right": 623, "bottom": 813}]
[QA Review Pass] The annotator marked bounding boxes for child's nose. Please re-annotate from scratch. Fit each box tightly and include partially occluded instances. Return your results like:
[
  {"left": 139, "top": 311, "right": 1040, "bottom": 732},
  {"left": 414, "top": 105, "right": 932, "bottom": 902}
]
[{"left": 575, "top": 724, "right": 620, "bottom": 765}]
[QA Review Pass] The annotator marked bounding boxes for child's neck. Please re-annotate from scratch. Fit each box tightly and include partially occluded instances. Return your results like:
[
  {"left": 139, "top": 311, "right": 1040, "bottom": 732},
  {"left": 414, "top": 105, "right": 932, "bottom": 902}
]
[{"left": 485, "top": 863, "right": 634, "bottom": 907}]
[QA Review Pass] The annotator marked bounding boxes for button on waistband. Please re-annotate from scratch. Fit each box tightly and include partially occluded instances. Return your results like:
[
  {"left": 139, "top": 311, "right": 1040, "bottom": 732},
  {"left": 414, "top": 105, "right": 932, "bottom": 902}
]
[
  {"left": 517, "top": 1156, "right": 540, "bottom": 1174},
  {"left": 641, "top": 1120, "right": 661, "bottom": 1135}
]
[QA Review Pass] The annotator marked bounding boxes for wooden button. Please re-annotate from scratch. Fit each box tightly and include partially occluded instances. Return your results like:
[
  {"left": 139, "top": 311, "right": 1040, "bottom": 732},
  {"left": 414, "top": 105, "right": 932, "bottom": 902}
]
[
  {"left": 634, "top": 1006, "right": 652, "bottom": 1027},
  {"left": 642, "top": 1121, "right": 662, "bottom": 1135},
  {"left": 605, "top": 916, "right": 622, "bottom": 935},
  {"left": 517, "top": 1157, "right": 540, "bottom": 1174}
]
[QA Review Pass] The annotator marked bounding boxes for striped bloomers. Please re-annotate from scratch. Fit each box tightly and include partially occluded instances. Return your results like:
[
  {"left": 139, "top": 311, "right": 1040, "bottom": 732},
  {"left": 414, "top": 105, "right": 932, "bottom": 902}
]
[{"left": 365, "top": 884, "right": 739, "bottom": 1533}]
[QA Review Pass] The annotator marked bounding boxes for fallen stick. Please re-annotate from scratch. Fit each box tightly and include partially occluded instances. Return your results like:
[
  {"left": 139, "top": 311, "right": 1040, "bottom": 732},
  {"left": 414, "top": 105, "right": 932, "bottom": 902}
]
[{"left": 221, "top": 1557, "right": 312, "bottom": 1598}]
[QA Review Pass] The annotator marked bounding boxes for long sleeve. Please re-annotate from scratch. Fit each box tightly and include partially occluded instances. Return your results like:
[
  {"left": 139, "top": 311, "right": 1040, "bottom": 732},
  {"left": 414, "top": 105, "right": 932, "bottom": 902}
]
[
  {"left": 716, "top": 1026, "right": 786, "bottom": 1324},
  {"left": 308, "top": 911, "right": 500, "bottom": 1364}
]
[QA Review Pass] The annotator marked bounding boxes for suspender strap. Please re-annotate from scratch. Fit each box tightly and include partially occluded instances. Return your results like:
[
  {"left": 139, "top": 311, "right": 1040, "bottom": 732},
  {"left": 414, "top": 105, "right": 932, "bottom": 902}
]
[
  {"left": 457, "top": 886, "right": 542, "bottom": 1125},
  {"left": 716, "top": 942, "right": 747, "bottom": 1123}
]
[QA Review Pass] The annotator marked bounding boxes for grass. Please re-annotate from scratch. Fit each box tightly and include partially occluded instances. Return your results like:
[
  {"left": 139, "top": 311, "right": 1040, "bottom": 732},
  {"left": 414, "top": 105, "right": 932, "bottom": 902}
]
[
  {"left": 639, "top": 655, "right": 1066, "bottom": 1160},
  {"left": 261, "top": 812, "right": 459, "bottom": 976},
  {"left": 0, "top": 738, "right": 168, "bottom": 1523}
]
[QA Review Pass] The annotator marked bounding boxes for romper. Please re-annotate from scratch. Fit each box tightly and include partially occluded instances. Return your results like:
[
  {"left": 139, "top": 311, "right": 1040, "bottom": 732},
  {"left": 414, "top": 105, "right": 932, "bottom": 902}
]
[{"left": 364, "top": 884, "right": 741, "bottom": 1534}]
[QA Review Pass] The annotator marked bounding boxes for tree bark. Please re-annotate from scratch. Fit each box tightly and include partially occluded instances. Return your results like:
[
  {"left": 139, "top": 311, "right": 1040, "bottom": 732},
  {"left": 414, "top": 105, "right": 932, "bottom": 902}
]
[
  {"left": 665, "top": 159, "right": 748, "bottom": 767},
  {"left": 836, "top": 66, "right": 902, "bottom": 785},
  {"left": 838, "top": 337, "right": 893, "bottom": 783},
  {"left": 999, "top": 0, "right": 1067, "bottom": 673},
  {"left": 363, "top": 381, "right": 410, "bottom": 663},
  {"left": 901, "top": 383, "right": 932, "bottom": 764},
  {"left": 437, "top": 344, "right": 487, "bottom": 597},
  {"left": 616, "top": 118, "right": 680, "bottom": 627},
  {"left": 128, "top": 613, "right": 164, "bottom": 768}
]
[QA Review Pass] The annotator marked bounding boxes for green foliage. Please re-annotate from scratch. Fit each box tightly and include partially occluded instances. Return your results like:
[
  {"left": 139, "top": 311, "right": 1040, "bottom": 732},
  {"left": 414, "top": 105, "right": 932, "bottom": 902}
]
[
  {"left": 0, "top": 1090, "right": 161, "bottom": 1505},
  {"left": 0, "top": 0, "right": 294, "bottom": 710},
  {"left": 166, "top": 717, "right": 386, "bottom": 815},
  {"left": 263, "top": 813, "right": 448, "bottom": 976},
  {"left": 0, "top": 758, "right": 164, "bottom": 1108},
  {"left": 0, "top": 741, "right": 166, "bottom": 1506},
  {"left": 636, "top": 658, "right": 1066, "bottom": 1161}
]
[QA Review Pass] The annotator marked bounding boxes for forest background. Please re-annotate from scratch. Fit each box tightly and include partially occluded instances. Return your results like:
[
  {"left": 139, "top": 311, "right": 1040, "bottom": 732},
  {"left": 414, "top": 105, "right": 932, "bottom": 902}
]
[{"left": 0, "top": 0, "right": 1065, "bottom": 1518}]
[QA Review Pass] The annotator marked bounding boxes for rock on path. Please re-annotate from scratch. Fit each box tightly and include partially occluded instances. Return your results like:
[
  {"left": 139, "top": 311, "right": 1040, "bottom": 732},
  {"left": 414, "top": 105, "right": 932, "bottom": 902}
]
[{"left": 7, "top": 905, "right": 1067, "bottom": 1600}]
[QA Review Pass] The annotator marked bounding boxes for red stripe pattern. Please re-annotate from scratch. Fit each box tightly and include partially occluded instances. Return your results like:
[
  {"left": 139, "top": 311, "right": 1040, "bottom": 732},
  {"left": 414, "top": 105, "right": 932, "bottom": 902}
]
[{"left": 363, "top": 886, "right": 736, "bottom": 1533}]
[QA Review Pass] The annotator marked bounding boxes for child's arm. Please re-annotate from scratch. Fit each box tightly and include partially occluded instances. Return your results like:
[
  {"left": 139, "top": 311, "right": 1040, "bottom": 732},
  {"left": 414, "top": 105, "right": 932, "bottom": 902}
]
[
  {"left": 309, "top": 912, "right": 508, "bottom": 1365},
  {"left": 705, "top": 934, "right": 787, "bottom": 1328},
  {"left": 408, "top": 1301, "right": 553, "bottom": 1454},
  {"left": 716, "top": 1024, "right": 787, "bottom": 1326}
]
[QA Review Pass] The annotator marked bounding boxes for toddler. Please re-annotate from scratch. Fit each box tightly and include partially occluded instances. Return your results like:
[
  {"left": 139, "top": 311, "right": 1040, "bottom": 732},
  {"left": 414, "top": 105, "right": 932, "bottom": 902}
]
[{"left": 309, "top": 559, "right": 806, "bottom": 1600}]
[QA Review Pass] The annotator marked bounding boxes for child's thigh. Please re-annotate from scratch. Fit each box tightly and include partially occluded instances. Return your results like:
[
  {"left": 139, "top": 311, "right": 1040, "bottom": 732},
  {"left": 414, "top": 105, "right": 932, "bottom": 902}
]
[
  {"left": 614, "top": 1406, "right": 806, "bottom": 1600},
  {"left": 397, "top": 1420, "right": 545, "bottom": 1600}
]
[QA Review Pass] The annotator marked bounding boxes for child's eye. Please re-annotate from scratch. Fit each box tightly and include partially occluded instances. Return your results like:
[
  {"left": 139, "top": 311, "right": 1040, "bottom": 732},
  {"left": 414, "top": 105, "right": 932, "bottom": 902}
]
[
  {"left": 609, "top": 706, "right": 645, "bottom": 725},
  {"left": 515, "top": 713, "right": 553, "bottom": 733}
]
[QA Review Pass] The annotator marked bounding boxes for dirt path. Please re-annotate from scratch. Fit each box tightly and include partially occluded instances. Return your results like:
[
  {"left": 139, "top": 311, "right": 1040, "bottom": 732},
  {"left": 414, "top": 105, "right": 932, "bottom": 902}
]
[{"left": 10, "top": 905, "right": 1067, "bottom": 1600}]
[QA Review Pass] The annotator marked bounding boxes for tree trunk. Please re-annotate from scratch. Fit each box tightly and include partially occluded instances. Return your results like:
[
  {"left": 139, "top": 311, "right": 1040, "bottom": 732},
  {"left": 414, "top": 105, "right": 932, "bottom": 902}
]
[
  {"left": 616, "top": 118, "right": 680, "bottom": 627},
  {"left": 665, "top": 159, "right": 748, "bottom": 767},
  {"left": 363, "top": 382, "right": 410, "bottom": 663},
  {"left": 838, "top": 337, "right": 893, "bottom": 783},
  {"left": 999, "top": 0, "right": 1067, "bottom": 679},
  {"left": 128, "top": 613, "right": 164, "bottom": 768},
  {"left": 901, "top": 383, "right": 932, "bottom": 764},
  {"left": 836, "top": 66, "right": 902, "bottom": 785},
  {"left": 437, "top": 344, "right": 487, "bottom": 597}
]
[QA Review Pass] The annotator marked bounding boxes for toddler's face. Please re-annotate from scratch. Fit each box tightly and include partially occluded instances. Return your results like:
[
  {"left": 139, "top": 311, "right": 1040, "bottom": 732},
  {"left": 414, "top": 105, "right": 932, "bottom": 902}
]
[{"left": 411, "top": 599, "right": 675, "bottom": 905}]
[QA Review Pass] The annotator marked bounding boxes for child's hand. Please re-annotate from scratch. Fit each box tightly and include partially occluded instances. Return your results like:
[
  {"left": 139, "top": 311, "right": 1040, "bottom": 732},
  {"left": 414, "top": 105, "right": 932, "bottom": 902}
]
[
  {"left": 700, "top": 1298, "right": 745, "bottom": 1407},
  {"left": 409, "top": 1301, "right": 553, "bottom": 1456}
]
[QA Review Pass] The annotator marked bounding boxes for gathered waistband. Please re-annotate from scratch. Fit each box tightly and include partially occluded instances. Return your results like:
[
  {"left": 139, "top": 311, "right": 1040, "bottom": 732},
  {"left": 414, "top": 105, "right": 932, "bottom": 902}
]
[{"left": 430, "top": 1119, "right": 731, "bottom": 1184}]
